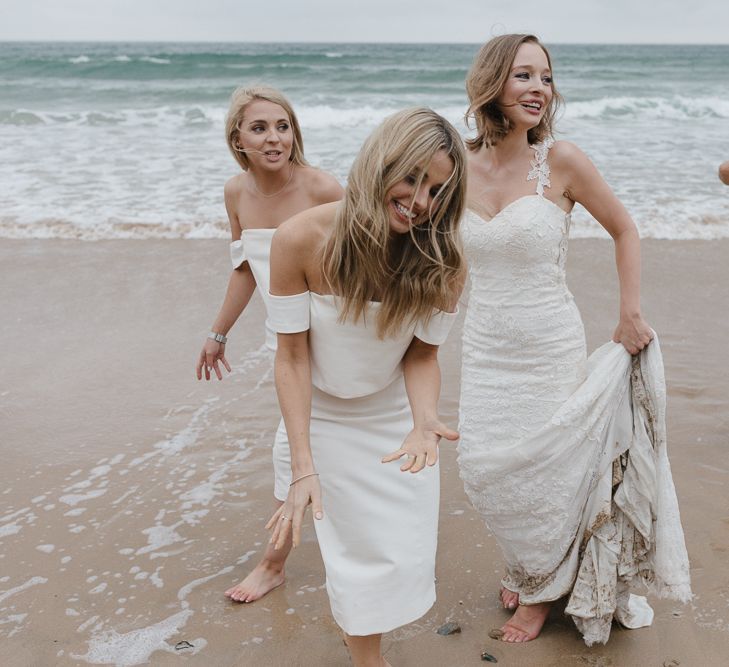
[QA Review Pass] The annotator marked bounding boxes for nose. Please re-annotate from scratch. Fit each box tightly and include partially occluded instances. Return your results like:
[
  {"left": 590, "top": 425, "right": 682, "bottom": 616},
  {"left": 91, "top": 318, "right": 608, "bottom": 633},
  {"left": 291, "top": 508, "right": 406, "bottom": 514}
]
[
  {"left": 265, "top": 128, "right": 281, "bottom": 143},
  {"left": 412, "top": 184, "right": 429, "bottom": 212}
]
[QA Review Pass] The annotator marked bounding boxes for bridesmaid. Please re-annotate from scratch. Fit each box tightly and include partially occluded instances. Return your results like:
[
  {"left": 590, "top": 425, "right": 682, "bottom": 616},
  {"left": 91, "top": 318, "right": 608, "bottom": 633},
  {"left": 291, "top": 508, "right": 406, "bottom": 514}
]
[
  {"left": 195, "top": 85, "right": 342, "bottom": 602},
  {"left": 266, "top": 108, "right": 466, "bottom": 667}
]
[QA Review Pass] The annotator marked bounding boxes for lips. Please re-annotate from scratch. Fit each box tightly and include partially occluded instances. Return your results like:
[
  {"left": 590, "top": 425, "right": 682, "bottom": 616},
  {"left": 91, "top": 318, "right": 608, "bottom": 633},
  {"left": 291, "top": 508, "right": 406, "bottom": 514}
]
[
  {"left": 392, "top": 200, "right": 416, "bottom": 222},
  {"left": 519, "top": 100, "right": 543, "bottom": 113}
]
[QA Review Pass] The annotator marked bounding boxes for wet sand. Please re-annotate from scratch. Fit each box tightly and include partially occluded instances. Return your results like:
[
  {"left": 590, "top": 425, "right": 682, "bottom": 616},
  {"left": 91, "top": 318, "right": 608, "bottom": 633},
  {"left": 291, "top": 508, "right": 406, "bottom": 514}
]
[{"left": 1, "top": 238, "right": 727, "bottom": 666}]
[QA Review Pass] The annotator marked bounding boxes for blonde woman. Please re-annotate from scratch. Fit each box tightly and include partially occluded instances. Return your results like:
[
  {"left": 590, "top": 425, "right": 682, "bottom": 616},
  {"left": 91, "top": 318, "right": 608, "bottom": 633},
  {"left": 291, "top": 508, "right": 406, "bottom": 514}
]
[
  {"left": 456, "top": 34, "right": 691, "bottom": 645},
  {"left": 265, "top": 108, "right": 465, "bottom": 667},
  {"left": 196, "top": 85, "right": 342, "bottom": 602}
]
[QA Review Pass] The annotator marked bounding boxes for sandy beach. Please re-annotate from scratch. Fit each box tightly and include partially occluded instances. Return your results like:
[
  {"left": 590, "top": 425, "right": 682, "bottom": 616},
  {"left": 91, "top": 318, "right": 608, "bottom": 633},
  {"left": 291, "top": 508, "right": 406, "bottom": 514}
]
[{"left": 1, "top": 237, "right": 728, "bottom": 667}]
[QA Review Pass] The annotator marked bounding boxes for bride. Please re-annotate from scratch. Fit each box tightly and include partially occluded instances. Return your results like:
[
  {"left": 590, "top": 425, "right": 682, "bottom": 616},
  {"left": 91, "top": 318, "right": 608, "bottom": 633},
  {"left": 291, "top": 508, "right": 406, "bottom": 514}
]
[{"left": 457, "top": 34, "right": 691, "bottom": 645}]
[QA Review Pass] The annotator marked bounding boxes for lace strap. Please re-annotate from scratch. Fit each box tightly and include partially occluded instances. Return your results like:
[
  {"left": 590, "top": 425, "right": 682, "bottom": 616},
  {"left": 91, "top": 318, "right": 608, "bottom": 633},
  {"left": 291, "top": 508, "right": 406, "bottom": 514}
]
[{"left": 527, "top": 137, "right": 554, "bottom": 196}]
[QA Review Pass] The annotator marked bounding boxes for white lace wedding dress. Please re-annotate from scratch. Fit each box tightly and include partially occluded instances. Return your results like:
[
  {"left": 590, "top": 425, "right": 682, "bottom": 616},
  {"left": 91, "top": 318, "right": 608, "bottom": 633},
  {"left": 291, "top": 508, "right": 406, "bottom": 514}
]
[{"left": 457, "top": 139, "right": 691, "bottom": 645}]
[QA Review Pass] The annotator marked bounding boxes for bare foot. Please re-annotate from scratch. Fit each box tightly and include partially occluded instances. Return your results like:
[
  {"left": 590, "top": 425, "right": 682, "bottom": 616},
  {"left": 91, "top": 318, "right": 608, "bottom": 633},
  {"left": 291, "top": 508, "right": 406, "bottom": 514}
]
[
  {"left": 499, "top": 586, "right": 519, "bottom": 610},
  {"left": 224, "top": 562, "right": 285, "bottom": 603},
  {"left": 498, "top": 602, "right": 551, "bottom": 642}
]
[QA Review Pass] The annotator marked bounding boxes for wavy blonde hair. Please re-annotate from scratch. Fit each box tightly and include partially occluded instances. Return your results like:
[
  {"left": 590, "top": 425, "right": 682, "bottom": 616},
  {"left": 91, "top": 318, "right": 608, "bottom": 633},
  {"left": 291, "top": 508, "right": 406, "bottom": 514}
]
[
  {"left": 465, "top": 34, "right": 562, "bottom": 150},
  {"left": 225, "top": 85, "right": 308, "bottom": 171},
  {"left": 323, "top": 107, "right": 466, "bottom": 338}
]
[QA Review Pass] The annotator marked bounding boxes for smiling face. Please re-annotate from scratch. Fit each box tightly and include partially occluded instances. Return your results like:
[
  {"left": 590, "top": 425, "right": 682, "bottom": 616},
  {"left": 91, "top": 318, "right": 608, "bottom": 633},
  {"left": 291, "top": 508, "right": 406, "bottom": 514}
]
[
  {"left": 385, "top": 149, "right": 455, "bottom": 235},
  {"left": 236, "top": 99, "right": 294, "bottom": 171},
  {"left": 497, "top": 41, "right": 554, "bottom": 131}
]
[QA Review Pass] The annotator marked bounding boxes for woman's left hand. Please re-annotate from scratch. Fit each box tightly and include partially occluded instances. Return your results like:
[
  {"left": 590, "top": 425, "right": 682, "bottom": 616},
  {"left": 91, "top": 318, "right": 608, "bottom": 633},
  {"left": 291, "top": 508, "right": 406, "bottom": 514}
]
[
  {"left": 382, "top": 419, "right": 459, "bottom": 473},
  {"left": 613, "top": 314, "right": 654, "bottom": 355}
]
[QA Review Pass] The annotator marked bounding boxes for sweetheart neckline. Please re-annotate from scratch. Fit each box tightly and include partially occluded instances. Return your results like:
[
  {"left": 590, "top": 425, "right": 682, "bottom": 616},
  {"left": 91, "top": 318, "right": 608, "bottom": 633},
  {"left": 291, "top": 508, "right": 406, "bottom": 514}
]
[{"left": 466, "top": 194, "right": 570, "bottom": 225}]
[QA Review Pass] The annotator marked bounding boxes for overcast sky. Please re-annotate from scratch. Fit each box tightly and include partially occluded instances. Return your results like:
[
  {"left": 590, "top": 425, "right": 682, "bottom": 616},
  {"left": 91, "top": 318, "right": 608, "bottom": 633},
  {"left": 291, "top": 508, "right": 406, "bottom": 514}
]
[{"left": 2, "top": 0, "right": 727, "bottom": 43}]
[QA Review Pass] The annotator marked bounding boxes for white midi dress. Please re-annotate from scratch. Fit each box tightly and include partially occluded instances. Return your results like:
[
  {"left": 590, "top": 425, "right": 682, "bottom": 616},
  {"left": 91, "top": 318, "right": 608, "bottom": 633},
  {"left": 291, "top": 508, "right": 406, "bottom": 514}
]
[
  {"left": 457, "top": 139, "right": 691, "bottom": 645},
  {"left": 231, "top": 229, "right": 292, "bottom": 501},
  {"left": 268, "top": 291, "right": 457, "bottom": 636}
]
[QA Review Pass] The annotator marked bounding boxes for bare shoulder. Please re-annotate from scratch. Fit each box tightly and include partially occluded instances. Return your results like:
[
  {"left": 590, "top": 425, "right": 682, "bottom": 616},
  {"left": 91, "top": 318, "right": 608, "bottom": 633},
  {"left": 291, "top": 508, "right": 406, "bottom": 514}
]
[
  {"left": 224, "top": 172, "right": 246, "bottom": 199},
  {"left": 549, "top": 140, "right": 590, "bottom": 167},
  {"left": 299, "top": 166, "right": 344, "bottom": 203},
  {"left": 549, "top": 140, "right": 601, "bottom": 188},
  {"left": 273, "top": 201, "right": 338, "bottom": 254}
]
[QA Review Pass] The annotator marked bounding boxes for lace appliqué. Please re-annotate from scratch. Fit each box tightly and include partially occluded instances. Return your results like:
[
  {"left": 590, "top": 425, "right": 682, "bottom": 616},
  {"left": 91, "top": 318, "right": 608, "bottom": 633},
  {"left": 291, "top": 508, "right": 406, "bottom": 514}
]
[{"left": 527, "top": 137, "right": 554, "bottom": 197}]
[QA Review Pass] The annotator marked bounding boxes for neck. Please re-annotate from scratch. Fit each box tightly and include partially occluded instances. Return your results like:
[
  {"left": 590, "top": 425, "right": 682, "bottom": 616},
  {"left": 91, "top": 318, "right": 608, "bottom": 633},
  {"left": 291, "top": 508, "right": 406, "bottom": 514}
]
[
  {"left": 248, "top": 163, "right": 295, "bottom": 196},
  {"left": 486, "top": 128, "right": 531, "bottom": 166}
]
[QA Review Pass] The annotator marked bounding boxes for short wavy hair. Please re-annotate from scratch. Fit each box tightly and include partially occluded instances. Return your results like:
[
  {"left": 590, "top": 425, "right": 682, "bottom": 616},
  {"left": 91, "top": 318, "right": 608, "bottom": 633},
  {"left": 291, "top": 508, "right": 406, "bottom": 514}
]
[
  {"left": 225, "top": 85, "right": 308, "bottom": 171},
  {"left": 465, "top": 34, "right": 562, "bottom": 150}
]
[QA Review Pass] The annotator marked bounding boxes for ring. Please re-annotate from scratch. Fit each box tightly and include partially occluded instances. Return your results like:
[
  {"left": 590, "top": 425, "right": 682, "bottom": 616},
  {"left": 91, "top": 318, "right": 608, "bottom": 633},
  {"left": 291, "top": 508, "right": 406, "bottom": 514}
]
[{"left": 281, "top": 514, "right": 290, "bottom": 521}]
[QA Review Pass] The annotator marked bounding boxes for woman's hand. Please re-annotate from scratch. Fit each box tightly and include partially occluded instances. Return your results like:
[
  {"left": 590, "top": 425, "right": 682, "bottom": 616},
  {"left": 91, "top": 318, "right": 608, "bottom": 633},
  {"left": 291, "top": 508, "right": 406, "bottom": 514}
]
[
  {"left": 382, "top": 419, "right": 459, "bottom": 473},
  {"left": 266, "top": 475, "right": 323, "bottom": 549},
  {"left": 612, "top": 314, "right": 654, "bottom": 355},
  {"left": 196, "top": 339, "right": 232, "bottom": 381}
]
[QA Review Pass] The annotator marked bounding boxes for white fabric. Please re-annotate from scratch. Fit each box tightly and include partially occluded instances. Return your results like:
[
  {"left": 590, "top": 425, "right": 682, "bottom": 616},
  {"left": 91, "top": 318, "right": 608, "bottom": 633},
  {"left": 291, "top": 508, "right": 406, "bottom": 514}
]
[
  {"left": 414, "top": 308, "right": 459, "bottom": 346},
  {"left": 269, "top": 292, "right": 457, "bottom": 635},
  {"left": 268, "top": 291, "right": 311, "bottom": 334},
  {"left": 457, "top": 140, "right": 691, "bottom": 646},
  {"left": 269, "top": 292, "right": 458, "bottom": 399},
  {"left": 229, "top": 229, "right": 277, "bottom": 350}
]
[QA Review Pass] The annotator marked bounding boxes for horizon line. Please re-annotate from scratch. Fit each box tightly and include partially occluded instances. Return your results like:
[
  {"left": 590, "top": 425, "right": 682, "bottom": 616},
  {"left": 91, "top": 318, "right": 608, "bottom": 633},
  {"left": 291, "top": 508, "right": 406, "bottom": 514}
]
[{"left": 1, "top": 39, "right": 727, "bottom": 46}]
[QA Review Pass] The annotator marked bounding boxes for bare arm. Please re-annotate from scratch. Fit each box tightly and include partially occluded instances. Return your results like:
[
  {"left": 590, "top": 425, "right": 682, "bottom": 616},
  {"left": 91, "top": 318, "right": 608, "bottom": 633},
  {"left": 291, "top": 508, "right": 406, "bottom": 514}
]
[
  {"left": 381, "top": 339, "right": 459, "bottom": 473},
  {"left": 265, "top": 221, "right": 323, "bottom": 549},
  {"left": 557, "top": 142, "right": 653, "bottom": 354},
  {"left": 196, "top": 179, "right": 260, "bottom": 379},
  {"left": 382, "top": 277, "right": 463, "bottom": 473}
]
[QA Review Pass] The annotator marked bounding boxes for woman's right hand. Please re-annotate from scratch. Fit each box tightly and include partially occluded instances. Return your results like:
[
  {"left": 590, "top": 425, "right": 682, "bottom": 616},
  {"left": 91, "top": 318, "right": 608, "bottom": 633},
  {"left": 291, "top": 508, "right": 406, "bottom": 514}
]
[
  {"left": 266, "top": 474, "right": 323, "bottom": 549},
  {"left": 196, "top": 339, "right": 232, "bottom": 381}
]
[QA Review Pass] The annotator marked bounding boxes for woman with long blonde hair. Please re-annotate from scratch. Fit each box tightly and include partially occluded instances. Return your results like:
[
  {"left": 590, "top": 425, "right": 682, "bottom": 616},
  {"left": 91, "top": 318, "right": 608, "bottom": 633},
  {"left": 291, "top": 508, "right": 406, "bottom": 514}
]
[
  {"left": 195, "top": 85, "right": 342, "bottom": 602},
  {"left": 265, "top": 107, "right": 466, "bottom": 666},
  {"left": 457, "top": 34, "right": 690, "bottom": 645}
]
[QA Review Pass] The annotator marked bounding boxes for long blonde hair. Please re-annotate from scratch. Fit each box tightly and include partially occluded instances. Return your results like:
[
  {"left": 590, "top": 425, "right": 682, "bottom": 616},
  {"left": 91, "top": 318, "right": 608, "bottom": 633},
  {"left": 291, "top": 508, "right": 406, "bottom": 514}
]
[
  {"left": 465, "top": 34, "right": 562, "bottom": 150},
  {"left": 225, "top": 85, "right": 308, "bottom": 171},
  {"left": 323, "top": 107, "right": 466, "bottom": 338}
]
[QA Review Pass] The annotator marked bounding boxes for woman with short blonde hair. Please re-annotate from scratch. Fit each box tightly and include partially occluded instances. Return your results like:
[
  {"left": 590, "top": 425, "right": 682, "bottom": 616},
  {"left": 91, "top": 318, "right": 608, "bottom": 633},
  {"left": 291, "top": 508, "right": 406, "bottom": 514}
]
[{"left": 196, "top": 84, "right": 343, "bottom": 604}]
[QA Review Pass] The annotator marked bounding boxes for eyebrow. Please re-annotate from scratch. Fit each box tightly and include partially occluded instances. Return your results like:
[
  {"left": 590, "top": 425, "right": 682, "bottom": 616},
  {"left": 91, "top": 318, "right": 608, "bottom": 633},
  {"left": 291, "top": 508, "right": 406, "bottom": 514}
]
[
  {"left": 510, "top": 64, "right": 551, "bottom": 73},
  {"left": 246, "top": 117, "right": 290, "bottom": 126}
]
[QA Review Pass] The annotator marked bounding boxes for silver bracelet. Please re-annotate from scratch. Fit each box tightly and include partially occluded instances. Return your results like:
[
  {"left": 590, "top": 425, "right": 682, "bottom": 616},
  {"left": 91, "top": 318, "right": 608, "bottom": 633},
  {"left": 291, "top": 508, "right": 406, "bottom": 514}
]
[
  {"left": 208, "top": 331, "right": 227, "bottom": 344},
  {"left": 289, "top": 472, "right": 319, "bottom": 486}
]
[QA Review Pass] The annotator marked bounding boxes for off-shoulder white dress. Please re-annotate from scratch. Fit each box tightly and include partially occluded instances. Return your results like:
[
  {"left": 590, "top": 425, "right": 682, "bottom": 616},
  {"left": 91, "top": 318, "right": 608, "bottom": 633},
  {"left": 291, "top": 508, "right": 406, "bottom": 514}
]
[
  {"left": 230, "top": 229, "right": 291, "bottom": 500},
  {"left": 269, "top": 291, "right": 457, "bottom": 636},
  {"left": 457, "top": 139, "right": 691, "bottom": 645}
]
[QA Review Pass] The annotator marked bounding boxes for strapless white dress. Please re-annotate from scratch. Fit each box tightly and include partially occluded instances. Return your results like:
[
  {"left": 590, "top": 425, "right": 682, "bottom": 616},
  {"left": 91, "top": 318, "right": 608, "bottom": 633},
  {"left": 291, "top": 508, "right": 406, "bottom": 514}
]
[
  {"left": 269, "top": 291, "right": 457, "bottom": 636},
  {"left": 231, "top": 229, "right": 292, "bottom": 500},
  {"left": 457, "top": 139, "right": 691, "bottom": 645}
]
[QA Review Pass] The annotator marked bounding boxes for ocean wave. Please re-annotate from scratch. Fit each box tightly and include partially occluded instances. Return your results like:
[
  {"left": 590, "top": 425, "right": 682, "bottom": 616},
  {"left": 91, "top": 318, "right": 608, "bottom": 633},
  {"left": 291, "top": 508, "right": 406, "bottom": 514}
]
[
  {"left": 69, "top": 55, "right": 90, "bottom": 64},
  {"left": 0, "top": 103, "right": 460, "bottom": 129},
  {"left": 140, "top": 56, "right": 171, "bottom": 65},
  {"left": 565, "top": 96, "right": 729, "bottom": 120},
  {"left": 0, "top": 218, "right": 231, "bottom": 241},
  {"left": 3, "top": 209, "right": 729, "bottom": 242},
  {"left": 0, "top": 105, "right": 226, "bottom": 127}
]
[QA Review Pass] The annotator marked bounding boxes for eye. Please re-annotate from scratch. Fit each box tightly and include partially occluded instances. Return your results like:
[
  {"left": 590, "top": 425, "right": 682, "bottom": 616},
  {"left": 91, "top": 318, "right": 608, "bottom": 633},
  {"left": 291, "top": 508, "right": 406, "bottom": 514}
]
[
  {"left": 542, "top": 75, "right": 553, "bottom": 84},
  {"left": 429, "top": 185, "right": 443, "bottom": 199},
  {"left": 251, "top": 125, "right": 265, "bottom": 133},
  {"left": 277, "top": 123, "right": 290, "bottom": 131},
  {"left": 404, "top": 174, "right": 417, "bottom": 186},
  {"left": 515, "top": 72, "right": 529, "bottom": 80}
]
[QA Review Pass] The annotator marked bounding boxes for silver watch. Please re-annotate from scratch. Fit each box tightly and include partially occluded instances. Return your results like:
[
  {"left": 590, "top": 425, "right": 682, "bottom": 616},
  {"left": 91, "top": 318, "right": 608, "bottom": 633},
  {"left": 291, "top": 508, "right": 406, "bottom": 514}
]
[{"left": 208, "top": 331, "right": 228, "bottom": 344}]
